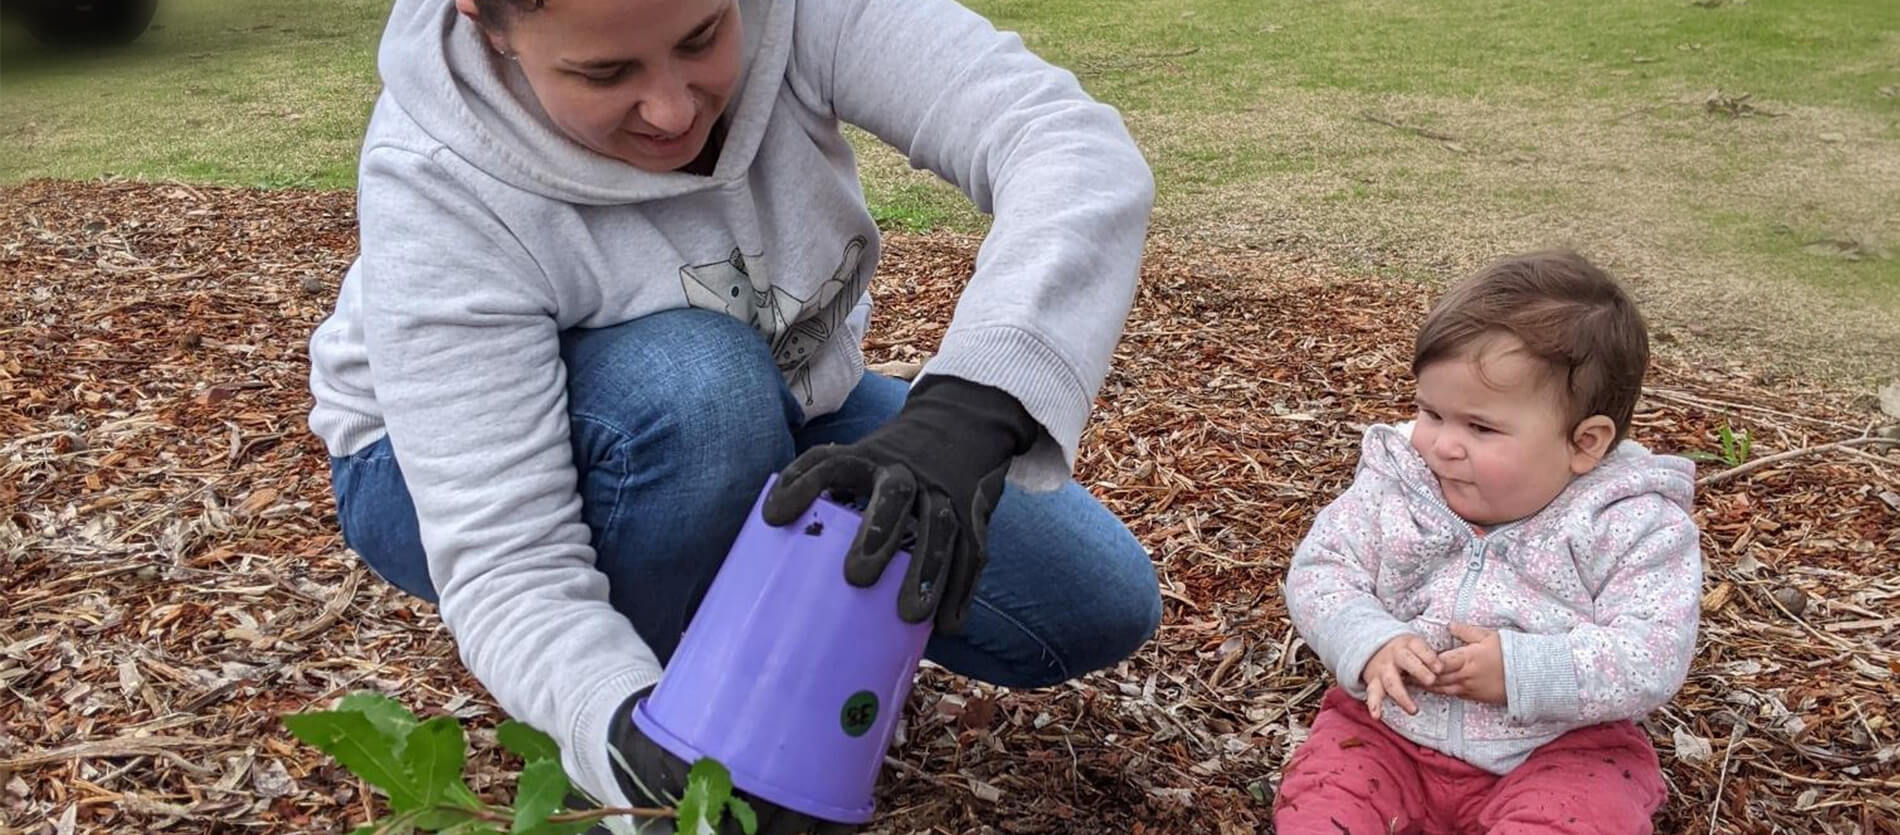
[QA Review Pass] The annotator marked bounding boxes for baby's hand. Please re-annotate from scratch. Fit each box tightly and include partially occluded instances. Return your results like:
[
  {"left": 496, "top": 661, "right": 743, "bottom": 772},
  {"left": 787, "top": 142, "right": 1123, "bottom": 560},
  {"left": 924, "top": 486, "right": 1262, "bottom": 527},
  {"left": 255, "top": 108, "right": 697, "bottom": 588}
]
[
  {"left": 1426, "top": 624, "right": 1506, "bottom": 705},
  {"left": 1361, "top": 634, "right": 1442, "bottom": 719}
]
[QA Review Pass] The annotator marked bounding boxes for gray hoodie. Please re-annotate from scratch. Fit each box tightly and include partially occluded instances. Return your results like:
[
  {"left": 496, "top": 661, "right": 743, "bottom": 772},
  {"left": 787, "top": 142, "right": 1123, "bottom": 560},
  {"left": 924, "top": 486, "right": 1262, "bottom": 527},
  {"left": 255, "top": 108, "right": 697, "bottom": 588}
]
[
  {"left": 305, "top": 0, "right": 1152, "bottom": 807},
  {"left": 1284, "top": 423, "right": 1701, "bottom": 774}
]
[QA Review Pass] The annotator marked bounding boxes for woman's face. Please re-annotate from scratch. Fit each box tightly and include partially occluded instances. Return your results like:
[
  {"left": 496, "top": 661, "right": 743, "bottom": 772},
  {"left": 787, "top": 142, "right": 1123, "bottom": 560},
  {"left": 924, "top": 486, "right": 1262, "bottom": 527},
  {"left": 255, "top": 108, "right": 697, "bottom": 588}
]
[{"left": 461, "top": 0, "right": 743, "bottom": 172}]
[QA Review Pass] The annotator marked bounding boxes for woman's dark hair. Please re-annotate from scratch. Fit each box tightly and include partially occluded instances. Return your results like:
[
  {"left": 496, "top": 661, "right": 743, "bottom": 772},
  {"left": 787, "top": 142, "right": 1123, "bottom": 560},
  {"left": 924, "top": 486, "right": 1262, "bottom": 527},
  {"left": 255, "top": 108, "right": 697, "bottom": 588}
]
[{"left": 473, "top": 0, "right": 546, "bottom": 28}]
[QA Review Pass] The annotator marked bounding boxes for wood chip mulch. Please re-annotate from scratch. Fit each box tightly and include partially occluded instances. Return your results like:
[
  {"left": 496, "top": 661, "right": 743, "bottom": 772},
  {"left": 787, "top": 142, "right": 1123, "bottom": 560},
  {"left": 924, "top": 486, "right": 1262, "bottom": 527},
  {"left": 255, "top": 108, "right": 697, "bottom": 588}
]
[{"left": 3, "top": 180, "right": 1897, "bottom": 835}]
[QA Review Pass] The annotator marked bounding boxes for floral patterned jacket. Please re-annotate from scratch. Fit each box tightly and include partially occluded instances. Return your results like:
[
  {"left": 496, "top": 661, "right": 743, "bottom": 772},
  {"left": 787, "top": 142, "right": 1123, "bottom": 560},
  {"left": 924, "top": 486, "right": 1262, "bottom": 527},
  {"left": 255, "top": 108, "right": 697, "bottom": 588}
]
[{"left": 1284, "top": 422, "right": 1702, "bottom": 773}]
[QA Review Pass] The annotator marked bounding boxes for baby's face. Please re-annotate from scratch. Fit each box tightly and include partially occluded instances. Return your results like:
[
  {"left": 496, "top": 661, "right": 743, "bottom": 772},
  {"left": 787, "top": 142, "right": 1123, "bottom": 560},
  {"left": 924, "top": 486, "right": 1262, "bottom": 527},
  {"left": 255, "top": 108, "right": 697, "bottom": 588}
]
[{"left": 1410, "top": 337, "right": 1583, "bottom": 527}]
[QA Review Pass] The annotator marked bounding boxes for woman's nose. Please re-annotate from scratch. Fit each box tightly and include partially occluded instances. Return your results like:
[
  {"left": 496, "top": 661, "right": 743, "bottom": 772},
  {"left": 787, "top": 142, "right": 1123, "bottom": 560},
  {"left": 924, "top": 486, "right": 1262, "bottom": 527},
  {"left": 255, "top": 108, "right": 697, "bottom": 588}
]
[{"left": 638, "top": 73, "right": 696, "bottom": 136}]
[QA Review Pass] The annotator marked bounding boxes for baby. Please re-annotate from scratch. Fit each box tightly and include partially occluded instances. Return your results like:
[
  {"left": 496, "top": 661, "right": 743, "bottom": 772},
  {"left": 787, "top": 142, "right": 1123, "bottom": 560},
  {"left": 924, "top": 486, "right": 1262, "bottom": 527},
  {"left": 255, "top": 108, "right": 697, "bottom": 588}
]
[{"left": 1276, "top": 251, "right": 1701, "bottom": 834}]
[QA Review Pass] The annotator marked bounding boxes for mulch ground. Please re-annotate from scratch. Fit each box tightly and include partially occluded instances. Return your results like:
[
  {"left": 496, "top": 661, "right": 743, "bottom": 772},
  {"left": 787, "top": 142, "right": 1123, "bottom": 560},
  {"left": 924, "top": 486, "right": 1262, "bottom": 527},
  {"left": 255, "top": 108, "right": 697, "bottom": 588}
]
[{"left": 3, "top": 180, "right": 1898, "bottom": 834}]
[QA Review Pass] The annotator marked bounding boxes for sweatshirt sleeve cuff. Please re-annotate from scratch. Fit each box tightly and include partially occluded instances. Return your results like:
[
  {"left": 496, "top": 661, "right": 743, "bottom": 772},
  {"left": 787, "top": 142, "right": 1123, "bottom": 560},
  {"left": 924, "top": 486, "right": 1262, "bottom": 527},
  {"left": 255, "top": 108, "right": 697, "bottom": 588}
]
[
  {"left": 1501, "top": 629, "right": 1581, "bottom": 723},
  {"left": 919, "top": 324, "right": 1090, "bottom": 493},
  {"left": 561, "top": 663, "right": 664, "bottom": 814}
]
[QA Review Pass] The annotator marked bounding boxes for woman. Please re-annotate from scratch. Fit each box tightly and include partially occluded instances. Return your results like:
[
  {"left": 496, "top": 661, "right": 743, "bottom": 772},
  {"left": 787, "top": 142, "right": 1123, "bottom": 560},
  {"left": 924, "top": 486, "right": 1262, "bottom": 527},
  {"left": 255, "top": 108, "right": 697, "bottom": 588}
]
[{"left": 307, "top": 0, "right": 1159, "bottom": 828}]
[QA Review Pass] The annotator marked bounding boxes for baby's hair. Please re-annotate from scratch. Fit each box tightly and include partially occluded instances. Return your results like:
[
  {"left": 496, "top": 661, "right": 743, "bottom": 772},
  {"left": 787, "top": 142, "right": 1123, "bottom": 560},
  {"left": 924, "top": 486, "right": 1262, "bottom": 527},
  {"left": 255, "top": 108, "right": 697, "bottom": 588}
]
[{"left": 1413, "top": 250, "right": 1649, "bottom": 443}]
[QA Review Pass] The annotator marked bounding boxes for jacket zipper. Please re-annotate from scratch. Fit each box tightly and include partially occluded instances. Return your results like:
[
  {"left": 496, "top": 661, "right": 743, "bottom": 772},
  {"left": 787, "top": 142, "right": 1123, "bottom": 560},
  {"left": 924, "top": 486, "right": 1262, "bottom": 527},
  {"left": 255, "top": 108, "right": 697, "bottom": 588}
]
[
  {"left": 1394, "top": 466, "right": 1520, "bottom": 761},
  {"left": 1447, "top": 537, "right": 1491, "bottom": 759}
]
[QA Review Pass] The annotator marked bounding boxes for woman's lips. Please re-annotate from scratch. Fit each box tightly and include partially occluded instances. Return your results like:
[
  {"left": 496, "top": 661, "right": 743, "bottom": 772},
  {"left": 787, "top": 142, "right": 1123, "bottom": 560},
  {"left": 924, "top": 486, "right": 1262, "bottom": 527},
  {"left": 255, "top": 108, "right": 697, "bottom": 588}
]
[
  {"left": 626, "top": 116, "right": 699, "bottom": 158},
  {"left": 629, "top": 130, "right": 693, "bottom": 157}
]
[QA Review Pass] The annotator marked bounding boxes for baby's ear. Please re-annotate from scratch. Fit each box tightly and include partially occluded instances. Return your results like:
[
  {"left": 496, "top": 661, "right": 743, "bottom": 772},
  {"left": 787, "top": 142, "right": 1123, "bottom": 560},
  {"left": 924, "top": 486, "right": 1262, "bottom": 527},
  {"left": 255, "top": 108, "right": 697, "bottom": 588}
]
[{"left": 1569, "top": 415, "right": 1617, "bottom": 475}]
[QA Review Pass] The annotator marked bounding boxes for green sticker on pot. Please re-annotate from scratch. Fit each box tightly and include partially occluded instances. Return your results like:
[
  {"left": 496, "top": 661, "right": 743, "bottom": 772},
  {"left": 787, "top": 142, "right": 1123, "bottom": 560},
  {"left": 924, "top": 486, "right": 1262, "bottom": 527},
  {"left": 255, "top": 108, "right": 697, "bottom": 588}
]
[{"left": 840, "top": 691, "right": 878, "bottom": 737}]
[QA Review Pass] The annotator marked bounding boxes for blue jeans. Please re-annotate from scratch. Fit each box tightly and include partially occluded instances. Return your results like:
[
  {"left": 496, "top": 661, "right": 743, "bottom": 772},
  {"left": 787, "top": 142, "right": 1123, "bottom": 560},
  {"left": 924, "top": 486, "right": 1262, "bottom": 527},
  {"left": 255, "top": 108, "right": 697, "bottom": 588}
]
[{"left": 329, "top": 308, "right": 1160, "bottom": 688}]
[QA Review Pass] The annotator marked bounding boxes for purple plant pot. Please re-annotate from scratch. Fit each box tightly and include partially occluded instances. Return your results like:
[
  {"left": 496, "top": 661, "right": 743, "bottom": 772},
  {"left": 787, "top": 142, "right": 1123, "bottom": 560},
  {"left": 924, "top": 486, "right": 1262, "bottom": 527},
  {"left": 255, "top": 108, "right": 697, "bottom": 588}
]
[{"left": 632, "top": 475, "right": 933, "bottom": 823}]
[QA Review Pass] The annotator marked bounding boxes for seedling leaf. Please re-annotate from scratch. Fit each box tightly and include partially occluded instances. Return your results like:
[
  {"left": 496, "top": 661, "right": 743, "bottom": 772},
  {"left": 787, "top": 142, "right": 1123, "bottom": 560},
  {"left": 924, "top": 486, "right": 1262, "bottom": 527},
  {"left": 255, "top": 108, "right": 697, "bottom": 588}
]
[
  {"left": 511, "top": 760, "right": 569, "bottom": 834},
  {"left": 403, "top": 716, "right": 468, "bottom": 815},
  {"left": 497, "top": 720, "right": 563, "bottom": 765},
  {"left": 338, "top": 691, "right": 422, "bottom": 757},
  {"left": 726, "top": 797, "right": 758, "bottom": 834},
  {"left": 677, "top": 758, "right": 735, "bottom": 835},
  {"left": 282, "top": 710, "right": 422, "bottom": 810}
]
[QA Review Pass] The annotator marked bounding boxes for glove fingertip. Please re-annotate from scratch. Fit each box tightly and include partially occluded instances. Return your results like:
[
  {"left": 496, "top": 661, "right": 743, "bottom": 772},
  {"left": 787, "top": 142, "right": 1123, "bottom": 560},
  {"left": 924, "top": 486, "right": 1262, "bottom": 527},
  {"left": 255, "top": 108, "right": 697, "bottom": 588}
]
[
  {"left": 843, "top": 553, "right": 885, "bottom": 588},
  {"left": 896, "top": 589, "right": 936, "bottom": 624},
  {"left": 763, "top": 446, "right": 859, "bottom": 523},
  {"left": 761, "top": 483, "right": 815, "bottom": 526}
]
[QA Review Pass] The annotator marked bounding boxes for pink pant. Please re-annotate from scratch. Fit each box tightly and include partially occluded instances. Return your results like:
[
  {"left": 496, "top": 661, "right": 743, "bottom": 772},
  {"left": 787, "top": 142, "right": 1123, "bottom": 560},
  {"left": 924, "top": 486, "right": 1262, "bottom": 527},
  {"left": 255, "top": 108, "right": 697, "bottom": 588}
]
[{"left": 1274, "top": 688, "right": 1667, "bottom": 834}]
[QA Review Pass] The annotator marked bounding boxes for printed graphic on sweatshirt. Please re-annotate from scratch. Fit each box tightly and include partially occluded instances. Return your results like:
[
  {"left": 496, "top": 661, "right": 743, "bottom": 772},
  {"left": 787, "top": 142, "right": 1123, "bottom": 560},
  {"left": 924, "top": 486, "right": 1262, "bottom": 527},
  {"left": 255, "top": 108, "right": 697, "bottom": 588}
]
[{"left": 679, "top": 236, "right": 869, "bottom": 405}]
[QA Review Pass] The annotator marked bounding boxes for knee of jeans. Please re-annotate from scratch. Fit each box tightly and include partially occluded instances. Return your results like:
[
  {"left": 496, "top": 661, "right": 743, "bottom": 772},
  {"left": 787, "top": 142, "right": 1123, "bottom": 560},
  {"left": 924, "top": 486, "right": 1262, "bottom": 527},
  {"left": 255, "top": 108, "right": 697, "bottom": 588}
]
[
  {"left": 567, "top": 311, "right": 796, "bottom": 482},
  {"left": 331, "top": 449, "right": 441, "bottom": 604},
  {"left": 1000, "top": 539, "right": 1161, "bottom": 687},
  {"left": 358, "top": 548, "right": 441, "bottom": 605},
  {"left": 1064, "top": 547, "right": 1162, "bottom": 675}
]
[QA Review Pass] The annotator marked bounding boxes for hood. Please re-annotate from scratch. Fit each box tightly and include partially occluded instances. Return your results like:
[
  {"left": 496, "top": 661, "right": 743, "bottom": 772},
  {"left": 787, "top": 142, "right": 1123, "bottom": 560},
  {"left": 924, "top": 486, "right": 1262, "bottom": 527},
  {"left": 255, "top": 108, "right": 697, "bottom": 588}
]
[{"left": 372, "top": 0, "right": 792, "bottom": 204}]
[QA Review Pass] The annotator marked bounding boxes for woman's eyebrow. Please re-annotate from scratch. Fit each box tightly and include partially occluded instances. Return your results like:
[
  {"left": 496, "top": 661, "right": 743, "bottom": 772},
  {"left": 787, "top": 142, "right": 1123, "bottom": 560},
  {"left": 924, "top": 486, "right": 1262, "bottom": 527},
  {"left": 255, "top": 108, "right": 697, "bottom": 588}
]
[
  {"left": 562, "top": 57, "right": 636, "bottom": 70},
  {"left": 561, "top": 9, "right": 723, "bottom": 70},
  {"left": 679, "top": 10, "right": 722, "bottom": 44}
]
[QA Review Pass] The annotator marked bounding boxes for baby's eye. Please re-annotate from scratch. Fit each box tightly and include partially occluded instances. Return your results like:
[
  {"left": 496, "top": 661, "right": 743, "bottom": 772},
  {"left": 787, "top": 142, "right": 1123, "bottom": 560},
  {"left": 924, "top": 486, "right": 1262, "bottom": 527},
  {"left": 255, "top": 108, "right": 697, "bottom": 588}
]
[
  {"left": 1419, "top": 409, "right": 1440, "bottom": 421},
  {"left": 1470, "top": 423, "right": 1496, "bottom": 434}
]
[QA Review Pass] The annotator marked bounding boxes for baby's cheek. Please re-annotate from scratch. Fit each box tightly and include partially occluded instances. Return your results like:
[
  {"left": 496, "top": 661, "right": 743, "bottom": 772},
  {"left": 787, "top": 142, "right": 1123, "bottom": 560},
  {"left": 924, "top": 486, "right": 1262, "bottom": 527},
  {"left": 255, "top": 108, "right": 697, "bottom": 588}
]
[{"left": 1480, "top": 457, "right": 1527, "bottom": 499}]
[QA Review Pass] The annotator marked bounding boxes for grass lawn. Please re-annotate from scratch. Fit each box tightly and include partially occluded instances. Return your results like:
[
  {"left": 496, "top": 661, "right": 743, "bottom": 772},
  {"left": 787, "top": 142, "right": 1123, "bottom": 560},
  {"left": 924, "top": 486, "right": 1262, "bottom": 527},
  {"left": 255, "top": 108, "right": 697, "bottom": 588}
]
[
  {"left": 1, "top": 1, "right": 383, "bottom": 188},
  {"left": 3, "top": 0, "right": 1897, "bottom": 380}
]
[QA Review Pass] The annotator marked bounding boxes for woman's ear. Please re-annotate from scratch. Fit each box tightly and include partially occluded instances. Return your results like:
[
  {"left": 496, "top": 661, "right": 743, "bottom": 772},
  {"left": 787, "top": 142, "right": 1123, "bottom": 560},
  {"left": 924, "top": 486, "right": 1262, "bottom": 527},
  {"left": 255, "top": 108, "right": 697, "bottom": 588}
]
[
  {"left": 453, "top": 0, "right": 513, "bottom": 56},
  {"left": 1569, "top": 415, "right": 1617, "bottom": 475}
]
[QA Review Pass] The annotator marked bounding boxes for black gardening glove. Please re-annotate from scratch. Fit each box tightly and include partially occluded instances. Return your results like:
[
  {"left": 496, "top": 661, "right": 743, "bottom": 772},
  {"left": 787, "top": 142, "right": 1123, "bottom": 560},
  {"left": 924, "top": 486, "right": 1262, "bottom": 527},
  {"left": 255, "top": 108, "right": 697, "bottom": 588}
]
[
  {"left": 762, "top": 375, "right": 1039, "bottom": 633},
  {"left": 606, "top": 688, "right": 857, "bottom": 835}
]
